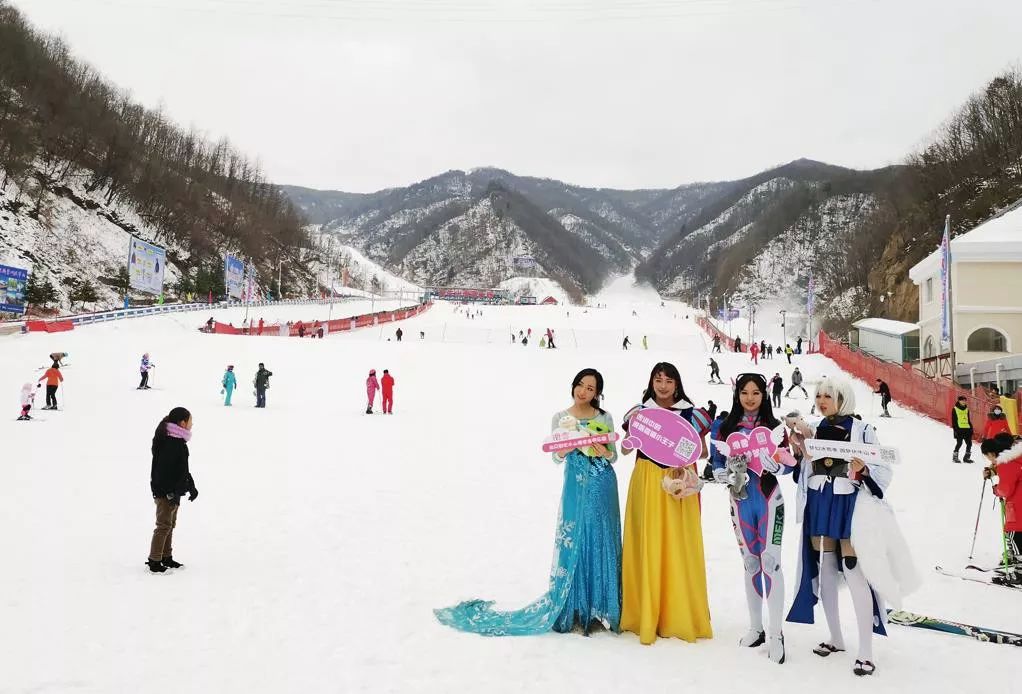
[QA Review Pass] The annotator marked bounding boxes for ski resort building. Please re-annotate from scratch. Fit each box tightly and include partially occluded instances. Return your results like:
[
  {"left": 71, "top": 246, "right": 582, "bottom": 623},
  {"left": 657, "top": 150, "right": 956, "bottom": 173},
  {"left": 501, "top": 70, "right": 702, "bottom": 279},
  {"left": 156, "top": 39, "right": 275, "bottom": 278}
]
[
  {"left": 909, "top": 202, "right": 1022, "bottom": 375},
  {"left": 848, "top": 318, "right": 920, "bottom": 364}
]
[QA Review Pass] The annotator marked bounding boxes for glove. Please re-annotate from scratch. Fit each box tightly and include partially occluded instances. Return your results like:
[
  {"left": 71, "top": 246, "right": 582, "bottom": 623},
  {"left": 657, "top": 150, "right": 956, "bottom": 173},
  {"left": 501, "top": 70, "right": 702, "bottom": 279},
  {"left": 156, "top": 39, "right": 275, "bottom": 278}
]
[
  {"left": 188, "top": 487, "right": 199, "bottom": 502},
  {"left": 713, "top": 467, "right": 728, "bottom": 484},
  {"left": 221, "top": 388, "right": 225, "bottom": 395},
  {"left": 760, "top": 453, "right": 781, "bottom": 474}
]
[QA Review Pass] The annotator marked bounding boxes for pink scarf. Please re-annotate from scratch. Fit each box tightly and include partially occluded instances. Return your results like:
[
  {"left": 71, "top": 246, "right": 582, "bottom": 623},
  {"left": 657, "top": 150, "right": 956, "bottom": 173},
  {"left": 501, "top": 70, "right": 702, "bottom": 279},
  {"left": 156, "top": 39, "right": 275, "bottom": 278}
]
[{"left": 166, "top": 422, "right": 192, "bottom": 442}]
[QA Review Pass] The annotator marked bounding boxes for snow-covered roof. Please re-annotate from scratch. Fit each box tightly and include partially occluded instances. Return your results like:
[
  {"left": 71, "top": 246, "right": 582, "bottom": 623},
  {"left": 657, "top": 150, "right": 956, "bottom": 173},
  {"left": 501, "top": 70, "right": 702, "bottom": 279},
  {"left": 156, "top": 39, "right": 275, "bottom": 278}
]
[
  {"left": 852, "top": 317, "right": 919, "bottom": 336},
  {"left": 909, "top": 202, "right": 1022, "bottom": 282}
]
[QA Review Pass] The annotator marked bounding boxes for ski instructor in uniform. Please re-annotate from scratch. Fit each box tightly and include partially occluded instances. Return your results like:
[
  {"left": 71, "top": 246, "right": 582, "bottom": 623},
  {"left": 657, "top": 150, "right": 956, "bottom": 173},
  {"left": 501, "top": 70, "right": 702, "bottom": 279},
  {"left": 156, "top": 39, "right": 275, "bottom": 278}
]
[{"left": 254, "top": 363, "right": 273, "bottom": 408}]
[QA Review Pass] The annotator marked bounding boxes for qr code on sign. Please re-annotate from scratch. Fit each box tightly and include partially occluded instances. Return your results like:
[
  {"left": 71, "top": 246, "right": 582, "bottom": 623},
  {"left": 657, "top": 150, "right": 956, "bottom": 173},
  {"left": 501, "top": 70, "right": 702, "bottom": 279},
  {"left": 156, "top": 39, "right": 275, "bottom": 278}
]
[
  {"left": 879, "top": 447, "right": 897, "bottom": 464},
  {"left": 674, "top": 438, "right": 697, "bottom": 461}
]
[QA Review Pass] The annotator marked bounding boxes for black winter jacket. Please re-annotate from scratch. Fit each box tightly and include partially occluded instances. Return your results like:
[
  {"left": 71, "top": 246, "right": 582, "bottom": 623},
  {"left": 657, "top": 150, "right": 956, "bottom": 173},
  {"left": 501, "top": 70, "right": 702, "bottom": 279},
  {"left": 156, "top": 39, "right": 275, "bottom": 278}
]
[
  {"left": 150, "top": 431, "right": 196, "bottom": 498},
  {"left": 254, "top": 368, "right": 273, "bottom": 390}
]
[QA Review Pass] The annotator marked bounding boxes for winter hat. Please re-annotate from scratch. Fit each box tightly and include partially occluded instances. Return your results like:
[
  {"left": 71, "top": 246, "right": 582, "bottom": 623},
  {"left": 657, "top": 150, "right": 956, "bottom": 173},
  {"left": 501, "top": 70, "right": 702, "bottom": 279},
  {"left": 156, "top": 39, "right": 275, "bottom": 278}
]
[
  {"left": 369, "top": 369, "right": 376, "bottom": 375},
  {"left": 227, "top": 365, "right": 234, "bottom": 370},
  {"left": 383, "top": 369, "right": 389, "bottom": 374}
]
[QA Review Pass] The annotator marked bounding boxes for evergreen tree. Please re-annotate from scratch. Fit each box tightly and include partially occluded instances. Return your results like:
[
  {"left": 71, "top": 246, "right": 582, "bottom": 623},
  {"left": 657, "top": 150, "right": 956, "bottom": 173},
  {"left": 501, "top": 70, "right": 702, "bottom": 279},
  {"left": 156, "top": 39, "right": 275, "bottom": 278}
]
[{"left": 24, "top": 271, "right": 58, "bottom": 308}]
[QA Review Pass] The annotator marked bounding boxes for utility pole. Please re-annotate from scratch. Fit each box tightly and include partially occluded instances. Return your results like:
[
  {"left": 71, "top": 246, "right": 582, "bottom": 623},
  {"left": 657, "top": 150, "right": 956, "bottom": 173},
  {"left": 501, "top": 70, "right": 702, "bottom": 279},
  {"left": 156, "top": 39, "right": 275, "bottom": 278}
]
[{"left": 277, "top": 254, "right": 284, "bottom": 301}]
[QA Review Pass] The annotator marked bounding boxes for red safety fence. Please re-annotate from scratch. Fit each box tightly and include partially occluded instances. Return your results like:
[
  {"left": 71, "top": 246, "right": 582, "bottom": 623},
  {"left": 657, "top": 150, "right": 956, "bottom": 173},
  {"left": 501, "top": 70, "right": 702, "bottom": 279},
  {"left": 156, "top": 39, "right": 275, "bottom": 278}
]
[
  {"left": 695, "top": 316, "right": 1016, "bottom": 438},
  {"left": 25, "top": 320, "right": 75, "bottom": 333},
  {"left": 818, "top": 331, "right": 1018, "bottom": 440},
  {"left": 697, "top": 317, "right": 739, "bottom": 352},
  {"left": 207, "top": 302, "right": 432, "bottom": 337},
  {"left": 696, "top": 316, "right": 812, "bottom": 354}
]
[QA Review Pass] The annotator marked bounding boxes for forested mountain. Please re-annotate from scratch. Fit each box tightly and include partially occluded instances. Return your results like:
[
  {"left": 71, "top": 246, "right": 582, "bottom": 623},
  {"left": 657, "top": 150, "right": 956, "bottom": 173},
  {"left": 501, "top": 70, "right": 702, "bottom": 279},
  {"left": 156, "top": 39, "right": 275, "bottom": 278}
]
[
  {"left": 290, "top": 69, "right": 1022, "bottom": 330},
  {"left": 0, "top": 1, "right": 314, "bottom": 308}
]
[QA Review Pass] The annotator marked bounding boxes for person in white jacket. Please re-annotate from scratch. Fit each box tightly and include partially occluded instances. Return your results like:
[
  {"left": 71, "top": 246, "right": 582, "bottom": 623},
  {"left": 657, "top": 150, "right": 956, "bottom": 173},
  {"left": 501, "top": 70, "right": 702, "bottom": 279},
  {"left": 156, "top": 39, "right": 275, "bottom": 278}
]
[{"left": 18, "top": 382, "right": 38, "bottom": 420}]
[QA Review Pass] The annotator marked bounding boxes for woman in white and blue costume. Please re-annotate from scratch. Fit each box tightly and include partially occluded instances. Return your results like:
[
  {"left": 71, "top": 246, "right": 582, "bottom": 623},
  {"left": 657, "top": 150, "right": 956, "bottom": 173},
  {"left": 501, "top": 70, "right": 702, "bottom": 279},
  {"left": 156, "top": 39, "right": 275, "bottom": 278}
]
[
  {"left": 434, "top": 368, "right": 621, "bottom": 635},
  {"left": 787, "top": 377, "right": 892, "bottom": 677}
]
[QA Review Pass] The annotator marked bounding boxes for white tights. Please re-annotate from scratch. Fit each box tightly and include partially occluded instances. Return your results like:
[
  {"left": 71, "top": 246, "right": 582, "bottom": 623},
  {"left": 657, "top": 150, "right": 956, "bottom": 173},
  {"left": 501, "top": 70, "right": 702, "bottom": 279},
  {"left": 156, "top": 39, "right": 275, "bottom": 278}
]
[
  {"left": 743, "top": 549, "right": 785, "bottom": 639},
  {"left": 819, "top": 551, "right": 874, "bottom": 662}
]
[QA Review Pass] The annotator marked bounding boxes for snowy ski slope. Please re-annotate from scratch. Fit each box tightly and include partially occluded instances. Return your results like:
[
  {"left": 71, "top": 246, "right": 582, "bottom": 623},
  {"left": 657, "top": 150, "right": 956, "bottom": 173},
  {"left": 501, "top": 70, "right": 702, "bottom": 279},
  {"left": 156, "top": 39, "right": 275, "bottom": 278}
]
[{"left": 1, "top": 276, "right": 1017, "bottom": 693}]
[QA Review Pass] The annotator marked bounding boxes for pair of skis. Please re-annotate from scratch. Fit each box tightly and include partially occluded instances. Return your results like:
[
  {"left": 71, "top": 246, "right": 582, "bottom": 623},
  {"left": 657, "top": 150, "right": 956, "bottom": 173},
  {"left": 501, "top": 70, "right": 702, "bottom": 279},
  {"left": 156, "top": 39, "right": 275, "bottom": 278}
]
[
  {"left": 888, "top": 609, "right": 1022, "bottom": 647},
  {"left": 890, "top": 563, "right": 1022, "bottom": 647},
  {"left": 934, "top": 564, "right": 1020, "bottom": 591}
]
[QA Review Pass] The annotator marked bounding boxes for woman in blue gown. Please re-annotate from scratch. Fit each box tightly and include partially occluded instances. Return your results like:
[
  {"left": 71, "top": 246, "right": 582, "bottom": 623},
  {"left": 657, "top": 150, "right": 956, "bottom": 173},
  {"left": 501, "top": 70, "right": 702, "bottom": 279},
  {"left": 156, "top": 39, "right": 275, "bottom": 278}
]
[{"left": 435, "top": 368, "right": 622, "bottom": 635}]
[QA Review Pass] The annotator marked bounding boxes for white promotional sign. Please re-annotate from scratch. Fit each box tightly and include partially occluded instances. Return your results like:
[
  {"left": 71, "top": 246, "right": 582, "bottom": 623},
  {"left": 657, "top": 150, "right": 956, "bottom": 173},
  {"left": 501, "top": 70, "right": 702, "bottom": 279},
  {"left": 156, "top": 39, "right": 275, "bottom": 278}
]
[{"left": 804, "top": 439, "right": 900, "bottom": 466}]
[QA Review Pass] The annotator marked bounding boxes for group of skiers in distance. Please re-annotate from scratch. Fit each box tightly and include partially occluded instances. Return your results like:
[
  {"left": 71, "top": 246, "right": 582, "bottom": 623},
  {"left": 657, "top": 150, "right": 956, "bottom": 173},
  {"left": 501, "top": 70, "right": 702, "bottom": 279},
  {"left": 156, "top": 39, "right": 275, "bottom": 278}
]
[{"left": 712, "top": 333, "right": 803, "bottom": 364}]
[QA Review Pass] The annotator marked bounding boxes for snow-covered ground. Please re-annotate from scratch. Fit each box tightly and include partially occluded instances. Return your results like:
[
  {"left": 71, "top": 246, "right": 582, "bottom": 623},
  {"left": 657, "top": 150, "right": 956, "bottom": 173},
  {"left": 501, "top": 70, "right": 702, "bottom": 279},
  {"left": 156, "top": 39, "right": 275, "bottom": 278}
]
[{"left": 2, "top": 277, "right": 1017, "bottom": 693}]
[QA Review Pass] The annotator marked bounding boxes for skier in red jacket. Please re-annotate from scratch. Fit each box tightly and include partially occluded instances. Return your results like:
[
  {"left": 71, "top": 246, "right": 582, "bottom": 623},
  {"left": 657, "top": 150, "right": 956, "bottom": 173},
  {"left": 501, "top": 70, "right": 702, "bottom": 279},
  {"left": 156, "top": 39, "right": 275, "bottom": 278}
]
[
  {"left": 982, "top": 433, "right": 1022, "bottom": 579},
  {"left": 381, "top": 369, "right": 395, "bottom": 414}
]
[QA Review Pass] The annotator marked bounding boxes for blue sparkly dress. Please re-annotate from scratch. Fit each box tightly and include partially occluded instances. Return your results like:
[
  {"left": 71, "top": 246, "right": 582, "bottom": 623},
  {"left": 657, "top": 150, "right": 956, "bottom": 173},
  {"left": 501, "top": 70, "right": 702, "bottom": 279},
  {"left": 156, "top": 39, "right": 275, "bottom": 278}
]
[{"left": 434, "top": 410, "right": 622, "bottom": 635}]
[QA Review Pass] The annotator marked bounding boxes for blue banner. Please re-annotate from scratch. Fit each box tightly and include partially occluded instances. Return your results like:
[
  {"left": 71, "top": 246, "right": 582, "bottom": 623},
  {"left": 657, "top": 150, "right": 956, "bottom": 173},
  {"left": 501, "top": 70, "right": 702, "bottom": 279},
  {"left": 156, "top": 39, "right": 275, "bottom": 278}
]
[
  {"left": 0, "top": 263, "right": 28, "bottom": 314},
  {"left": 225, "top": 254, "right": 245, "bottom": 300},
  {"left": 127, "top": 237, "right": 166, "bottom": 295},
  {"left": 940, "top": 217, "right": 951, "bottom": 344}
]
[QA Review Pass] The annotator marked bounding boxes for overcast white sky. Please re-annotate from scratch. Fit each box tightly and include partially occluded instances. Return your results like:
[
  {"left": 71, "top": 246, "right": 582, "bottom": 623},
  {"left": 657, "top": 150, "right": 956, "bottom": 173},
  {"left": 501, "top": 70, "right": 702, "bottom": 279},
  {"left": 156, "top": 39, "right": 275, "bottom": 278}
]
[{"left": 13, "top": 0, "right": 1022, "bottom": 192}]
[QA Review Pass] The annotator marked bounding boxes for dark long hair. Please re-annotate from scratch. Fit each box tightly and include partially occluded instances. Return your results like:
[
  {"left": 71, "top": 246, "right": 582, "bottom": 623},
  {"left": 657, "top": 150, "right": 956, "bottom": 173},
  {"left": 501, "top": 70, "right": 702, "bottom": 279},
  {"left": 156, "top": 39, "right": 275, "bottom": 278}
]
[
  {"left": 641, "top": 362, "right": 692, "bottom": 409},
  {"left": 981, "top": 432, "right": 1015, "bottom": 457},
  {"left": 154, "top": 406, "right": 191, "bottom": 443},
  {"left": 720, "top": 373, "right": 778, "bottom": 438},
  {"left": 571, "top": 368, "right": 605, "bottom": 412}
]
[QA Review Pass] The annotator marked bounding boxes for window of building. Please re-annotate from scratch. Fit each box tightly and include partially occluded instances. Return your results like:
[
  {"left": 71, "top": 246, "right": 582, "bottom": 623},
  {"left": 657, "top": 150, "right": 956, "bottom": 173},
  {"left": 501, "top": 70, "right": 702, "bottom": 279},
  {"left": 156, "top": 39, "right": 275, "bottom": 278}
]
[
  {"left": 966, "top": 327, "right": 1008, "bottom": 352},
  {"left": 925, "top": 278, "right": 933, "bottom": 304}
]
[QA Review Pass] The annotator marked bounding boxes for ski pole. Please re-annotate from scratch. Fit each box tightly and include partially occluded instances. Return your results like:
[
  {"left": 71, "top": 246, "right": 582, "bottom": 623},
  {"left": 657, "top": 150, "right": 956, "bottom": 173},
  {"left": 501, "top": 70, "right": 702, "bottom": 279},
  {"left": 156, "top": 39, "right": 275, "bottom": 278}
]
[
  {"left": 1000, "top": 501, "right": 1011, "bottom": 569},
  {"left": 968, "top": 478, "right": 988, "bottom": 561}
]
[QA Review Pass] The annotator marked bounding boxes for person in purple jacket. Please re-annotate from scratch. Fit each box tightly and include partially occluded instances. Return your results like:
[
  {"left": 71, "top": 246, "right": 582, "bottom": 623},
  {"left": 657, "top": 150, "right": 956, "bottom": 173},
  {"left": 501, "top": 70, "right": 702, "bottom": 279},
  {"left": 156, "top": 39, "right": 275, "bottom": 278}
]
[{"left": 366, "top": 369, "right": 380, "bottom": 414}]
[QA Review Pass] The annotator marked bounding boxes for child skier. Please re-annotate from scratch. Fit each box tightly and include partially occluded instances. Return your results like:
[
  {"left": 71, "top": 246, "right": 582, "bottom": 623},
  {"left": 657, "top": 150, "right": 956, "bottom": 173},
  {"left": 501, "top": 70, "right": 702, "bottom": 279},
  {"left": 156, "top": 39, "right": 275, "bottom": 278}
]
[
  {"left": 18, "top": 383, "right": 38, "bottom": 420},
  {"left": 139, "top": 353, "right": 154, "bottom": 390},
  {"left": 366, "top": 369, "right": 380, "bottom": 414},
  {"left": 221, "top": 365, "right": 237, "bottom": 406}
]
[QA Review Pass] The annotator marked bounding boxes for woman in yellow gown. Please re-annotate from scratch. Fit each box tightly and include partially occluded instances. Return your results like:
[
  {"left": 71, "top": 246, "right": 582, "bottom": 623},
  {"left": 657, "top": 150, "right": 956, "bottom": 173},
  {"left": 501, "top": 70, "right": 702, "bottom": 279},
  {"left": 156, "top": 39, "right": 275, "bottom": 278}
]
[{"left": 620, "top": 361, "right": 712, "bottom": 644}]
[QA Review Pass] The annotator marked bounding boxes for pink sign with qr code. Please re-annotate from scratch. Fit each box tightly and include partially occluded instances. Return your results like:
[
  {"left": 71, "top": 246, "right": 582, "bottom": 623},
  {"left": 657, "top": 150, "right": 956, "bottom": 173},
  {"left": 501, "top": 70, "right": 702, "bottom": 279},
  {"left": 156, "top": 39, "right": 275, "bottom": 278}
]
[{"left": 622, "top": 407, "right": 703, "bottom": 468}]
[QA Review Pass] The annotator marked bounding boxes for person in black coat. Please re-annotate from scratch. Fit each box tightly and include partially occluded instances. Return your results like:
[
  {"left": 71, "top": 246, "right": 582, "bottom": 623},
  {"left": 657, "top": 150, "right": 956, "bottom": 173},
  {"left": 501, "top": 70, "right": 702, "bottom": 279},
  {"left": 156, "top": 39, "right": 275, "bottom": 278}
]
[
  {"left": 254, "top": 363, "right": 273, "bottom": 408},
  {"left": 148, "top": 406, "right": 198, "bottom": 573}
]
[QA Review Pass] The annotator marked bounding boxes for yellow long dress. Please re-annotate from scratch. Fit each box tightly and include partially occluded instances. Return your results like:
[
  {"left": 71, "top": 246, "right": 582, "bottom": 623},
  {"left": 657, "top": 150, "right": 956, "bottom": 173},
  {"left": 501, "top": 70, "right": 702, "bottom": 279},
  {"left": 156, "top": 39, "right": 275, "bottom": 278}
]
[{"left": 621, "top": 452, "right": 713, "bottom": 644}]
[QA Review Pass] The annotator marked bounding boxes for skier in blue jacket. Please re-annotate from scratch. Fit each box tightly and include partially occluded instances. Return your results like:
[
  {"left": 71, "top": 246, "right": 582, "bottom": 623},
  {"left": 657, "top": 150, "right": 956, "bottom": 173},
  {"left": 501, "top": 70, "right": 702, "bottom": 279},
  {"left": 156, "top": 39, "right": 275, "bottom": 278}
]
[{"left": 221, "top": 365, "right": 237, "bottom": 406}]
